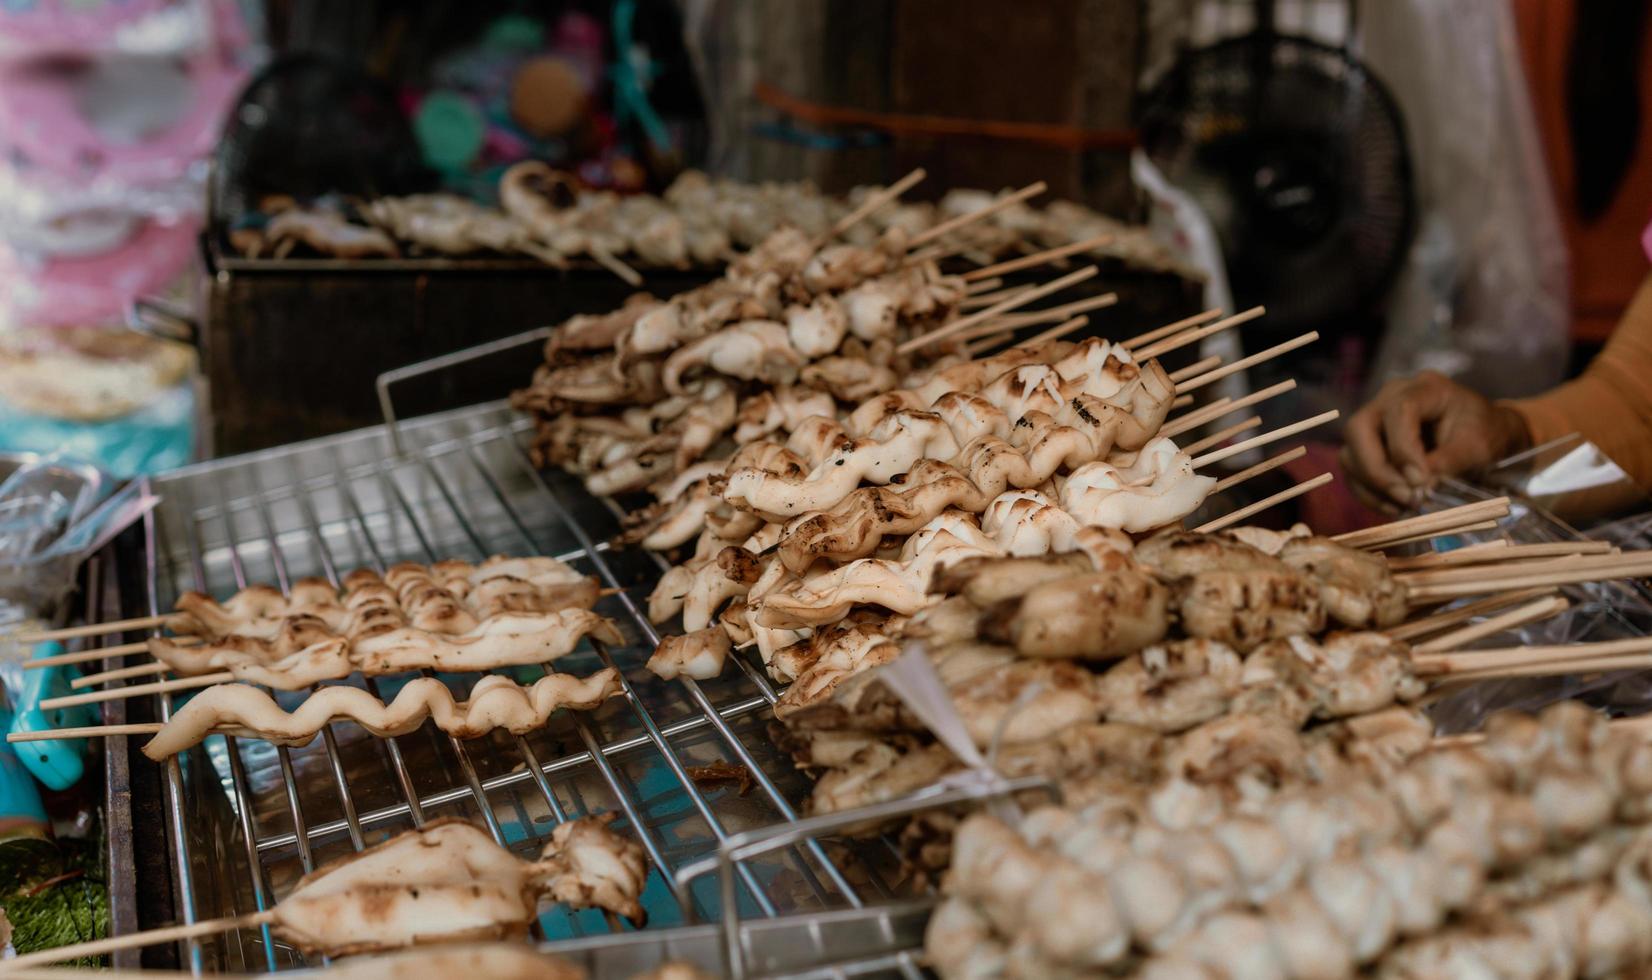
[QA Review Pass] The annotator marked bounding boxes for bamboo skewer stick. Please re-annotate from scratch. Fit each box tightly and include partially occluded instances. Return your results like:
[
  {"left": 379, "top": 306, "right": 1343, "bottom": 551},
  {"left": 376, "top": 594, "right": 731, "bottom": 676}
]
[
  {"left": 1190, "top": 410, "right": 1340, "bottom": 469},
  {"left": 73, "top": 660, "right": 171, "bottom": 688},
  {"left": 1174, "top": 331, "right": 1320, "bottom": 394},
  {"left": 39, "top": 672, "right": 232, "bottom": 711},
  {"left": 1398, "top": 550, "right": 1650, "bottom": 588},
  {"left": 1387, "top": 587, "right": 1559, "bottom": 642},
  {"left": 1134, "top": 306, "right": 1266, "bottom": 360},
  {"left": 1446, "top": 654, "right": 1652, "bottom": 680},
  {"left": 1159, "top": 380, "right": 1298, "bottom": 440},
  {"left": 897, "top": 265, "right": 1098, "bottom": 354},
  {"left": 964, "top": 331, "right": 1017, "bottom": 356},
  {"left": 968, "top": 313, "right": 1092, "bottom": 356},
  {"left": 1385, "top": 540, "right": 1513, "bottom": 571},
  {"left": 1015, "top": 315, "right": 1091, "bottom": 348},
  {"left": 1389, "top": 539, "right": 1612, "bottom": 571},
  {"left": 1180, "top": 416, "right": 1262, "bottom": 456},
  {"left": 8, "top": 723, "right": 164, "bottom": 742},
  {"left": 1415, "top": 636, "right": 1652, "bottom": 678},
  {"left": 1120, "top": 308, "right": 1223, "bottom": 350},
  {"left": 975, "top": 290, "right": 1119, "bottom": 333},
  {"left": 962, "top": 233, "right": 1115, "bottom": 281},
  {"left": 588, "top": 246, "right": 642, "bottom": 287},
  {"left": 1412, "top": 595, "right": 1572, "bottom": 654},
  {"left": 905, "top": 181, "right": 1047, "bottom": 250},
  {"left": 963, "top": 276, "right": 1004, "bottom": 295},
  {"left": 1192, "top": 473, "right": 1334, "bottom": 534},
  {"left": 1403, "top": 555, "right": 1652, "bottom": 601},
  {"left": 1376, "top": 520, "right": 1504, "bottom": 551},
  {"left": 15, "top": 614, "right": 171, "bottom": 645},
  {"left": 819, "top": 167, "right": 926, "bottom": 244},
  {"left": 1332, "top": 498, "right": 1513, "bottom": 549},
  {"left": 1168, "top": 355, "right": 1223, "bottom": 384},
  {"left": 1211, "top": 446, "right": 1309, "bottom": 493},
  {"left": 958, "top": 284, "right": 1032, "bottom": 309},
  {"left": 21, "top": 638, "right": 169, "bottom": 670},
  {"left": 0, "top": 910, "right": 277, "bottom": 970}
]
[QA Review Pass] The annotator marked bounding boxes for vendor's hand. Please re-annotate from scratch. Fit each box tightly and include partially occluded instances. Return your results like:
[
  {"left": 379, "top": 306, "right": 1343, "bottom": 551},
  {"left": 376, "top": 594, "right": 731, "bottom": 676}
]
[{"left": 1340, "top": 371, "right": 1532, "bottom": 508}]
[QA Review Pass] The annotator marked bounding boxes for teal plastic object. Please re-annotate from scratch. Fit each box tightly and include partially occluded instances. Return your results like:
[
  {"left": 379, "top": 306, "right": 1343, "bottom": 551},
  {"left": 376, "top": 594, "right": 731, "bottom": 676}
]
[
  {"left": 7, "top": 641, "right": 94, "bottom": 792},
  {"left": 0, "top": 384, "right": 193, "bottom": 478},
  {"left": 415, "top": 90, "right": 487, "bottom": 173}
]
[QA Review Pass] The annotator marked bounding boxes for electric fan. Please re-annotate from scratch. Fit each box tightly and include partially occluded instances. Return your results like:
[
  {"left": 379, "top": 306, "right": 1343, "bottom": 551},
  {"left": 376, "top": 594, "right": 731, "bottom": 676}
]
[{"left": 1138, "top": 23, "right": 1415, "bottom": 335}]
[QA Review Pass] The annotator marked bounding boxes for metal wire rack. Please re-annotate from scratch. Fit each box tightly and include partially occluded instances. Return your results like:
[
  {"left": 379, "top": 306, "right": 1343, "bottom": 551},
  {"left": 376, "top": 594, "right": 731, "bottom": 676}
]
[{"left": 88, "top": 401, "right": 931, "bottom": 977}]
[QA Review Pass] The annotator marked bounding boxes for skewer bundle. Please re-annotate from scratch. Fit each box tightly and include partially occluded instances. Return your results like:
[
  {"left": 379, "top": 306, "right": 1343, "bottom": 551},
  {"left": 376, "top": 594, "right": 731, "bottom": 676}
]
[
  {"left": 10, "top": 554, "right": 629, "bottom": 759},
  {"left": 930, "top": 700, "right": 1652, "bottom": 979}
]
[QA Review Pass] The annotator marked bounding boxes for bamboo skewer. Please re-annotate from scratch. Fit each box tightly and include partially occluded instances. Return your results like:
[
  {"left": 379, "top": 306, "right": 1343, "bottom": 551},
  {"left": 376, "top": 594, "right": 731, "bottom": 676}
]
[
  {"left": 1120, "top": 308, "right": 1223, "bottom": 350},
  {"left": 1173, "top": 331, "right": 1319, "bottom": 394},
  {"left": 967, "top": 312, "right": 1092, "bottom": 355},
  {"left": 1332, "top": 499, "right": 1513, "bottom": 550},
  {"left": 819, "top": 167, "right": 927, "bottom": 244},
  {"left": 963, "top": 276, "right": 1004, "bottom": 295},
  {"left": 962, "top": 233, "right": 1115, "bottom": 281},
  {"left": 1211, "top": 446, "right": 1309, "bottom": 493},
  {"left": 1015, "top": 315, "right": 1091, "bottom": 349},
  {"left": 964, "top": 331, "right": 1017, "bottom": 356},
  {"left": 1180, "top": 416, "right": 1262, "bottom": 456},
  {"left": 1192, "top": 473, "right": 1334, "bottom": 534},
  {"left": 905, "top": 181, "right": 1048, "bottom": 250},
  {"left": 21, "top": 637, "right": 180, "bottom": 671},
  {"left": 0, "top": 910, "right": 277, "bottom": 970},
  {"left": 1415, "top": 636, "right": 1652, "bottom": 677},
  {"left": 15, "top": 614, "right": 170, "bottom": 645},
  {"left": 973, "top": 290, "right": 1119, "bottom": 333},
  {"left": 1387, "top": 587, "right": 1559, "bottom": 642},
  {"left": 1445, "top": 654, "right": 1652, "bottom": 680},
  {"left": 9, "top": 723, "right": 164, "bottom": 742},
  {"left": 1376, "top": 520, "right": 1504, "bottom": 550},
  {"left": 588, "top": 246, "right": 643, "bottom": 287},
  {"left": 1403, "top": 555, "right": 1652, "bottom": 602},
  {"left": 897, "top": 265, "right": 1098, "bottom": 354},
  {"left": 1134, "top": 306, "right": 1266, "bottom": 360},
  {"left": 1385, "top": 540, "right": 1513, "bottom": 571},
  {"left": 1190, "top": 410, "right": 1340, "bottom": 469},
  {"left": 1159, "top": 380, "right": 1298, "bottom": 440},
  {"left": 1412, "top": 595, "right": 1572, "bottom": 654},
  {"left": 39, "top": 672, "right": 232, "bottom": 711},
  {"left": 1388, "top": 539, "right": 1613, "bottom": 571},
  {"left": 1168, "top": 355, "right": 1223, "bottom": 385},
  {"left": 73, "top": 660, "right": 171, "bottom": 688},
  {"left": 959, "top": 284, "right": 1033, "bottom": 309}
]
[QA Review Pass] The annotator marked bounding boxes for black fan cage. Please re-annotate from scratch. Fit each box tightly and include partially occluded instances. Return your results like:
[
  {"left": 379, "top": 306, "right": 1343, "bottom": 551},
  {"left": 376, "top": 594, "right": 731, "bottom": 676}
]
[
  {"left": 210, "top": 55, "right": 435, "bottom": 225},
  {"left": 1138, "top": 33, "right": 1415, "bottom": 334}
]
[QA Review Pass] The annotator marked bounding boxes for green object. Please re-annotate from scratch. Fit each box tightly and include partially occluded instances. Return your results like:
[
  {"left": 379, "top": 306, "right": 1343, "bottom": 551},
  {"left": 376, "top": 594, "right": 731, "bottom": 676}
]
[
  {"left": 414, "top": 91, "right": 487, "bottom": 173},
  {"left": 0, "top": 836, "right": 107, "bottom": 964},
  {"left": 481, "top": 15, "right": 545, "bottom": 52}
]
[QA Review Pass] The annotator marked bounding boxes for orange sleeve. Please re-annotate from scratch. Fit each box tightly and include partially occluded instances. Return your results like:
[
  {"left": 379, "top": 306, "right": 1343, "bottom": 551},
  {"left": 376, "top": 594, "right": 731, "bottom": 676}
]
[{"left": 1510, "top": 274, "right": 1652, "bottom": 499}]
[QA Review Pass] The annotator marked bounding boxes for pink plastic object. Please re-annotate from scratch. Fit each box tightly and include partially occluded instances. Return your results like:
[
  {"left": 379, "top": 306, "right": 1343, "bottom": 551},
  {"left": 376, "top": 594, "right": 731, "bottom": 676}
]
[
  {"left": 0, "top": 58, "right": 240, "bottom": 188},
  {"left": 0, "top": 218, "right": 198, "bottom": 327},
  {"left": 0, "top": 0, "right": 186, "bottom": 59}
]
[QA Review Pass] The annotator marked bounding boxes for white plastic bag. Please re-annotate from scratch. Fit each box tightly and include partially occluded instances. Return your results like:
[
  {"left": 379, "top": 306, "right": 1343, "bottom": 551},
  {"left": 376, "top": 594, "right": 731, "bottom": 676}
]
[{"left": 1360, "top": 0, "right": 1570, "bottom": 400}]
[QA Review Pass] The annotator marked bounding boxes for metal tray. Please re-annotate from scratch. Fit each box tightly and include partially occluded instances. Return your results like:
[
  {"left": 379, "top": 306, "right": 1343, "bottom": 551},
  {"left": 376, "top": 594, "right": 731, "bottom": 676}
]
[{"left": 80, "top": 401, "right": 928, "bottom": 977}]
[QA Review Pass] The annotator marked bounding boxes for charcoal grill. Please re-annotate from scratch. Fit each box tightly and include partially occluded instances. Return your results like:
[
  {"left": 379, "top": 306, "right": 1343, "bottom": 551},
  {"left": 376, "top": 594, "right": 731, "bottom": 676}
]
[{"left": 82, "top": 401, "right": 950, "bottom": 977}]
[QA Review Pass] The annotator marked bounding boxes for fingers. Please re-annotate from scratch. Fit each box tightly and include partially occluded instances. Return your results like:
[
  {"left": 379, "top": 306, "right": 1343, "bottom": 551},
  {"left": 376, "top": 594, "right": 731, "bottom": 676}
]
[
  {"left": 1380, "top": 395, "right": 1434, "bottom": 487},
  {"left": 1341, "top": 401, "right": 1413, "bottom": 506},
  {"left": 1340, "top": 448, "right": 1406, "bottom": 516}
]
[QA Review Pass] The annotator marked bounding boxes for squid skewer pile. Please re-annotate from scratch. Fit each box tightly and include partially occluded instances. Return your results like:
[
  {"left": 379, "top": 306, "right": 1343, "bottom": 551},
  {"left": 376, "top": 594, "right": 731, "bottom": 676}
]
[{"left": 931, "top": 700, "right": 1652, "bottom": 979}]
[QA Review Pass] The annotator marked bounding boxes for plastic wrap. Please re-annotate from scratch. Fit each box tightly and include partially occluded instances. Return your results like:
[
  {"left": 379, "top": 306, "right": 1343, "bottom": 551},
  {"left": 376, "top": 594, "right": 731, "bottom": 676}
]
[
  {"left": 1360, "top": 0, "right": 1570, "bottom": 401},
  {"left": 1415, "top": 477, "right": 1652, "bottom": 734}
]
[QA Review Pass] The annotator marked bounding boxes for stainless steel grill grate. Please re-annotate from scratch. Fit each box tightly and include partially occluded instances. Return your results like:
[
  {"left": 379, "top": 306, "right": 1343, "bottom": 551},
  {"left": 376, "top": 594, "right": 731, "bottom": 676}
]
[{"left": 101, "top": 401, "right": 925, "bottom": 976}]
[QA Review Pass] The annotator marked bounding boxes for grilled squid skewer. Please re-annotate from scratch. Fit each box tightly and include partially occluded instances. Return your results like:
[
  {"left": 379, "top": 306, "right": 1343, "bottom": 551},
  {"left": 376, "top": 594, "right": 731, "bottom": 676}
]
[{"left": 142, "top": 669, "right": 624, "bottom": 759}]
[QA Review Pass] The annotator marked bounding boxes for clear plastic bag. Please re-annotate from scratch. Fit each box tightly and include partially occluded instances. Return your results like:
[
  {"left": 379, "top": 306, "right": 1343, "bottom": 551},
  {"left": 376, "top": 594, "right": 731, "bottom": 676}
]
[{"left": 1359, "top": 0, "right": 1571, "bottom": 400}]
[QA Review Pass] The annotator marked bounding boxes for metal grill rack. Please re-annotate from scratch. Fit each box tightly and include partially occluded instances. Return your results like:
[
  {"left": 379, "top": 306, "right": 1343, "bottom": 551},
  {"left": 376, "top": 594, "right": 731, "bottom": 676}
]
[{"left": 98, "top": 401, "right": 933, "bottom": 977}]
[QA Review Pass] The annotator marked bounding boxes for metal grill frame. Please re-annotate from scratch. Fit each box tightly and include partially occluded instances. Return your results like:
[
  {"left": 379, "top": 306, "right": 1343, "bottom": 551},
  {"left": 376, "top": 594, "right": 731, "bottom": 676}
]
[{"left": 89, "top": 401, "right": 930, "bottom": 977}]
